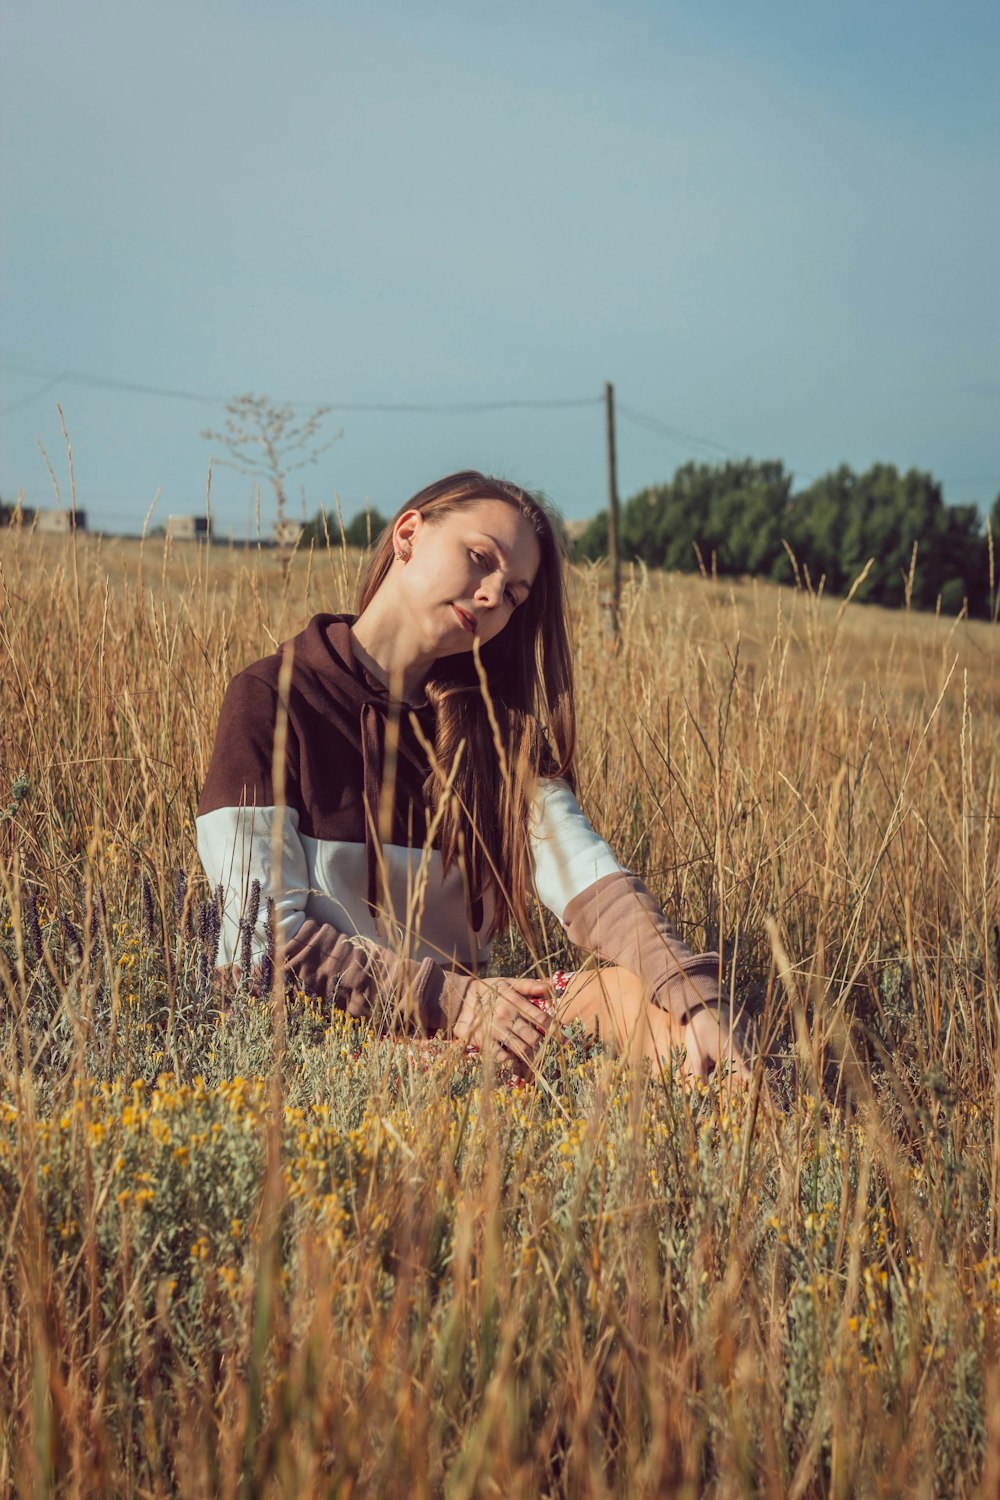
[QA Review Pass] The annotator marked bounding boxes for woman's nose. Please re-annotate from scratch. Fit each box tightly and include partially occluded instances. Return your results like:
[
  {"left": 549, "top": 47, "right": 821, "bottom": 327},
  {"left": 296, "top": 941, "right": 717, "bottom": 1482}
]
[{"left": 476, "top": 574, "right": 503, "bottom": 606}]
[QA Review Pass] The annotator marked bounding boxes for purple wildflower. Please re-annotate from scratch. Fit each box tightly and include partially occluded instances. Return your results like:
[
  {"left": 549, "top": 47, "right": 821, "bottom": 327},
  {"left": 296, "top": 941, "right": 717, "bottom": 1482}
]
[
  {"left": 140, "top": 875, "right": 156, "bottom": 941},
  {"left": 60, "top": 913, "right": 83, "bottom": 961},
  {"left": 25, "top": 891, "right": 43, "bottom": 964}
]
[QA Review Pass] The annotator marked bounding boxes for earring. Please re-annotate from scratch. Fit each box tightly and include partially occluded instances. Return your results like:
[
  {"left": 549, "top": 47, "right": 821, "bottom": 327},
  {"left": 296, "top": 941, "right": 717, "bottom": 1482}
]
[{"left": 395, "top": 546, "right": 410, "bottom": 562}]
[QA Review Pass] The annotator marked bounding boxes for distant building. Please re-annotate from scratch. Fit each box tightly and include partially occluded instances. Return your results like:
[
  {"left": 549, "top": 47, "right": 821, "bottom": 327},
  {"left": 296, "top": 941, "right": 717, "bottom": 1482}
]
[
  {"left": 36, "top": 508, "right": 87, "bottom": 533},
  {"left": 166, "top": 514, "right": 211, "bottom": 541}
]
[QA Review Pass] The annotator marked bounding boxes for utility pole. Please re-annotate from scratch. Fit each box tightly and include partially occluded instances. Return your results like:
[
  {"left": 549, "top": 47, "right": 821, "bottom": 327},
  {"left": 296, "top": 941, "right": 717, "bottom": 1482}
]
[{"left": 604, "top": 380, "right": 621, "bottom": 637}]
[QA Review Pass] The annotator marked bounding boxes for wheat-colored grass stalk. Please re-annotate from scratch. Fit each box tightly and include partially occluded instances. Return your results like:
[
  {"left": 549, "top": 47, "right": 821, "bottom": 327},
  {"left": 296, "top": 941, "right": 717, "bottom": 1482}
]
[{"left": 1, "top": 522, "right": 998, "bottom": 1496}]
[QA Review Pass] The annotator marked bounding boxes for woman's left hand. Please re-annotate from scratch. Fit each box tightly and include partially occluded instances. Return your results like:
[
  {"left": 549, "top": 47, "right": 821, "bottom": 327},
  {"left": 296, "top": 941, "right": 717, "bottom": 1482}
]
[{"left": 452, "top": 975, "right": 555, "bottom": 1073}]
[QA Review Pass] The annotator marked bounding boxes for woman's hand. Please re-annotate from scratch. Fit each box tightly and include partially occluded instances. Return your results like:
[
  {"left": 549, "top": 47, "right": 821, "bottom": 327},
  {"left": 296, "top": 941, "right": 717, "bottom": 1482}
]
[
  {"left": 452, "top": 976, "right": 555, "bottom": 1073},
  {"left": 677, "top": 1005, "right": 752, "bottom": 1084}
]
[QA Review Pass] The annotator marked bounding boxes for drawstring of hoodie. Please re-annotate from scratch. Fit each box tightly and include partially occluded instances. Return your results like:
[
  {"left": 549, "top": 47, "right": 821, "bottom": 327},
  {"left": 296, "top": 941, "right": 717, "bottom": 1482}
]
[
  {"left": 358, "top": 695, "right": 484, "bottom": 938},
  {"left": 360, "top": 700, "right": 385, "bottom": 924}
]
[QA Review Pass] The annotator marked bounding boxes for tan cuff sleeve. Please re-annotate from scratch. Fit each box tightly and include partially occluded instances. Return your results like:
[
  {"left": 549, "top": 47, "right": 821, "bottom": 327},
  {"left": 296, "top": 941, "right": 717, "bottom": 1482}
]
[
  {"left": 277, "top": 918, "right": 473, "bottom": 1036},
  {"left": 561, "top": 870, "right": 721, "bottom": 1023},
  {"left": 412, "top": 961, "right": 476, "bottom": 1035}
]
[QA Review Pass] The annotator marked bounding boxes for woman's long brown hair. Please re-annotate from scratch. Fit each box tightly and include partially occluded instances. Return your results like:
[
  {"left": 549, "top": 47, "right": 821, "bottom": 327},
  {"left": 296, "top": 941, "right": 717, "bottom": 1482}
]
[{"left": 356, "top": 472, "right": 575, "bottom": 942}]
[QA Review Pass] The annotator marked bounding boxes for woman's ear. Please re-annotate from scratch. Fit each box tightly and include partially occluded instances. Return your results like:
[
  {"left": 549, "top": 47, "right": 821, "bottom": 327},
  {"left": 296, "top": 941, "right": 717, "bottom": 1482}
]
[{"left": 393, "top": 509, "right": 423, "bottom": 558}]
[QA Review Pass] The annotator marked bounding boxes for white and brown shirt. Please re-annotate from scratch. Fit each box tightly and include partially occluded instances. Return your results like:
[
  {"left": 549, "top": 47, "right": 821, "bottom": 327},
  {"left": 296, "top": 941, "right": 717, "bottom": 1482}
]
[{"left": 196, "top": 615, "right": 722, "bottom": 1034}]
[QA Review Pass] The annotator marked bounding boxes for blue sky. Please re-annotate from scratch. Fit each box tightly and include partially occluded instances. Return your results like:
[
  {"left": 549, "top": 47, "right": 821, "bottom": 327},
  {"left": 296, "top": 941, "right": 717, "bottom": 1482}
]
[{"left": 3, "top": 0, "right": 998, "bottom": 537}]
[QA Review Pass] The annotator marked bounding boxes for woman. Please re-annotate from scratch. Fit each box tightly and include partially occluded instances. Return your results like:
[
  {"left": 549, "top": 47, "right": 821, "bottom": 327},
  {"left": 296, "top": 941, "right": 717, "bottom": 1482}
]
[{"left": 197, "top": 472, "right": 747, "bottom": 1081}]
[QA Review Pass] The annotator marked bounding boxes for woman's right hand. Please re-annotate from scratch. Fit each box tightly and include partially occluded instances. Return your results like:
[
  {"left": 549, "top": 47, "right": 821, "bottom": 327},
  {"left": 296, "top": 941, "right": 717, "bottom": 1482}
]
[
  {"left": 677, "top": 1004, "right": 753, "bottom": 1084},
  {"left": 452, "top": 976, "right": 555, "bottom": 1073}
]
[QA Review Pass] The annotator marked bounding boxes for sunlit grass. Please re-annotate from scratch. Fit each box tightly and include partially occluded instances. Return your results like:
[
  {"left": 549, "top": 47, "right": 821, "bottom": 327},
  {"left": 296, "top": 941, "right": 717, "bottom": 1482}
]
[{"left": 1, "top": 521, "right": 998, "bottom": 1496}]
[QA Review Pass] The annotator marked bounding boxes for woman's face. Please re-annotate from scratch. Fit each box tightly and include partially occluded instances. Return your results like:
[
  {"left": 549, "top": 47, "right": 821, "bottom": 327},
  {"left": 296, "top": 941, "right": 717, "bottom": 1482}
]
[{"left": 393, "top": 498, "right": 542, "bottom": 656}]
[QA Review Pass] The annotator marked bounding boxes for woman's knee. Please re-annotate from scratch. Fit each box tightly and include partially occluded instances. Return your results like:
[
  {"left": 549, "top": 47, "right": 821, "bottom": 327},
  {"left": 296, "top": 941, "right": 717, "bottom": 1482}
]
[{"left": 557, "top": 966, "right": 649, "bottom": 1042}]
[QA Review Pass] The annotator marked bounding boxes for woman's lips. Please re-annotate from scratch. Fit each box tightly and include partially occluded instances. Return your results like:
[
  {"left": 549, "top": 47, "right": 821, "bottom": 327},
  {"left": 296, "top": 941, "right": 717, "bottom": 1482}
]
[{"left": 452, "top": 604, "right": 477, "bottom": 634}]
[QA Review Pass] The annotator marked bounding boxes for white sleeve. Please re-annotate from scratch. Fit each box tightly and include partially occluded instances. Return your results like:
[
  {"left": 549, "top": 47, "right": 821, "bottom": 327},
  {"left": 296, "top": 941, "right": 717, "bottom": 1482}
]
[
  {"left": 529, "top": 780, "right": 722, "bottom": 1020},
  {"left": 196, "top": 803, "right": 311, "bottom": 966},
  {"left": 196, "top": 801, "right": 473, "bottom": 1031},
  {"left": 528, "top": 777, "right": 626, "bottom": 923}
]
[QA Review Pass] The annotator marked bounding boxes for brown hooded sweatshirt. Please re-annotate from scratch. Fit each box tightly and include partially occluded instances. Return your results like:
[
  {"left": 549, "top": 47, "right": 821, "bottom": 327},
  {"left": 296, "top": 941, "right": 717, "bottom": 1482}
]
[{"left": 196, "top": 615, "right": 722, "bottom": 1034}]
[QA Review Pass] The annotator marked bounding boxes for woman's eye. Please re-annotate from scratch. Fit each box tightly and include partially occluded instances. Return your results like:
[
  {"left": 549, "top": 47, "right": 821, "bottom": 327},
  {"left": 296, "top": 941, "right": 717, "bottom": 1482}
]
[
  {"left": 470, "top": 550, "right": 487, "bottom": 568},
  {"left": 505, "top": 588, "right": 517, "bottom": 607}
]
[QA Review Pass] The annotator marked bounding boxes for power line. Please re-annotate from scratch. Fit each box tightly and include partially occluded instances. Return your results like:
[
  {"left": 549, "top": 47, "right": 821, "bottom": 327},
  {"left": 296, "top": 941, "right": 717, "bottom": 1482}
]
[
  {"left": 0, "top": 364, "right": 815, "bottom": 482},
  {"left": 3, "top": 362, "right": 995, "bottom": 496},
  {"left": 617, "top": 401, "right": 747, "bottom": 459},
  {"left": 0, "top": 365, "right": 221, "bottom": 411},
  {"left": 0, "top": 376, "right": 68, "bottom": 419},
  {"left": 618, "top": 400, "right": 820, "bottom": 483},
  {"left": 618, "top": 401, "right": 1000, "bottom": 492},
  {"left": 0, "top": 361, "right": 601, "bottom": 417}
]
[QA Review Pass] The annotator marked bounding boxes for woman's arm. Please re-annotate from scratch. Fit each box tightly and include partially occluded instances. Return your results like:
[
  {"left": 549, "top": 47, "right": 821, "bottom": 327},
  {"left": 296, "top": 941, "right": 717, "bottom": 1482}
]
[
  {"left": 197, "top": 669, "right": 474, "bottom": 1034},
  {"left": 529, "top": 780, "right": 751, "bottom": 1078},
  {"left": 529, "top": 778, "right": 723, "bottom": 1024},
  {"left": 561, "top": 870, "right": 722, "bottom": 1024},
  {"left": 197, "top": 802, "right": 475, "bottom": 1033},
  {"left": 197, "top": 794, "right": 555, "bottom": 1060}
]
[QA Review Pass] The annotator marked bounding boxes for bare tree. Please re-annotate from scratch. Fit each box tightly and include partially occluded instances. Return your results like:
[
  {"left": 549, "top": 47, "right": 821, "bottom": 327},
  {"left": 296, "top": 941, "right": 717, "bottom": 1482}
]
[{"left": 201, "top": 394, "right": 341, "bottom": 543}]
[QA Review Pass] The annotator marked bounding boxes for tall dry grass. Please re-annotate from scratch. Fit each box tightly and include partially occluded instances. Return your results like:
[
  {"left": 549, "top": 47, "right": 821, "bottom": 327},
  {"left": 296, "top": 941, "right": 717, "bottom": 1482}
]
[{"left": 1, "top": 518, "right": 998, "bottom": 1497}]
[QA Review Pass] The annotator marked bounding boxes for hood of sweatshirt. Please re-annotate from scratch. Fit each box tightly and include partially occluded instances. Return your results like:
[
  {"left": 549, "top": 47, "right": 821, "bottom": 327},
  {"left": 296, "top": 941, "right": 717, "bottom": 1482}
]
[
  {"left": 282, "top": 614, "right": 438, "bottom": 917},
  {"left": 198, "top": 613, "right": 485, "bottom": 932}
]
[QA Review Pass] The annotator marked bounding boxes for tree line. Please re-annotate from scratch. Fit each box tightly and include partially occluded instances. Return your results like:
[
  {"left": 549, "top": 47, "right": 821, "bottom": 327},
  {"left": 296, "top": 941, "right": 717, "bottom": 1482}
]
[
  {"left": 7, "top": 442, "right": 995, "bottom": 621},
  {"left": 575, "top": 461, "right": 999, "bottom": 619}
]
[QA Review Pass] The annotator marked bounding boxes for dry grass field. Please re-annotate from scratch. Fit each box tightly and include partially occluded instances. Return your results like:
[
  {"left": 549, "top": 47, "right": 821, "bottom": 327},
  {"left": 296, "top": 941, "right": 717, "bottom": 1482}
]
[{"left": 1, "top": 522, "right": 998, "bottom": 1497}]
